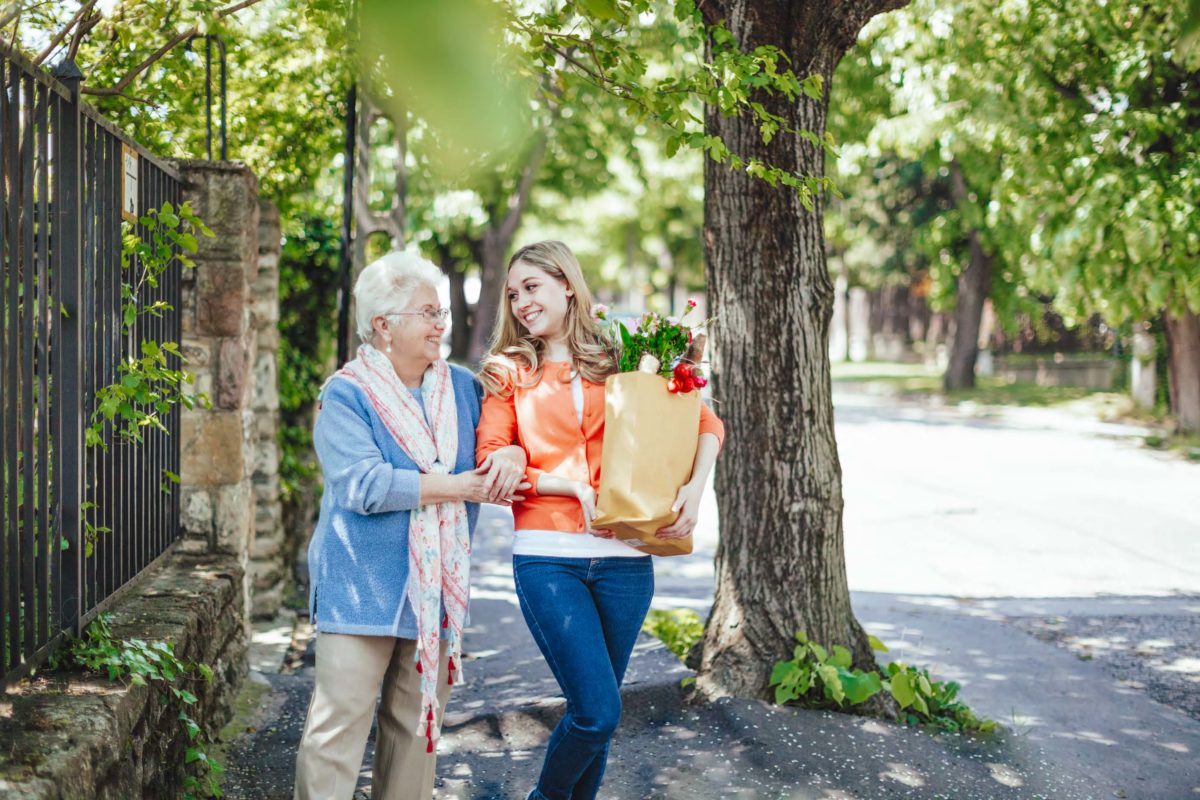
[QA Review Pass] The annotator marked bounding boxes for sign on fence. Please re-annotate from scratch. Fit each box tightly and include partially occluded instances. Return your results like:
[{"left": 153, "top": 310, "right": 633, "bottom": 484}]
[{"left": 122, "top": 143, "right": 138, "bottom": 222}]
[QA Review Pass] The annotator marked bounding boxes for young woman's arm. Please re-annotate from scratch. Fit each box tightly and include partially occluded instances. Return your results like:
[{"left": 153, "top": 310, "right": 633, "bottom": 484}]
[
  {"left": 534, "top": 474, "right": 601, "bottom": 530},
  {"left": 657, "top": 431, "right": 722, "bottom": 540},
  {"left": 476, "top": 391, "right": 538, "bottom": 503}
]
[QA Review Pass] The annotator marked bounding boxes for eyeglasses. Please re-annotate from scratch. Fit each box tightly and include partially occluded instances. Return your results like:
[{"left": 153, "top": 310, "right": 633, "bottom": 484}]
[{"left": 386, "top": 308, "right": 451, "bottom": 324}]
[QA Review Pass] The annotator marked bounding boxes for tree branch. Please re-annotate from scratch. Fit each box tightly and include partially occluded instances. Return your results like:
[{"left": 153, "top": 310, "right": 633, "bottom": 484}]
[
  {"left": 5, "top": 10, "right": 18, "bottom": 49},
  {"left": 34, "top": 0, "right": 97, "bottom": 66},
  {"left": 496, "top": 130, "right": 548, "bottom": 246},
  {"left": 66, "top": 5, "right": 100, "bottom": 61},
  {"left": 81, "top": 0, "right": 269, "bottom": 97},
  {"left": 0, "top": 2, "right": 20, "bottom": 31}
]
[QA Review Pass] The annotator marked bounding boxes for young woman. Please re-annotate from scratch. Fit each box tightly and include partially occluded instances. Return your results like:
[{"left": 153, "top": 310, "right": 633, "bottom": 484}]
[{"left": 475, "top": 241, "right": 724, "bottom": 800}]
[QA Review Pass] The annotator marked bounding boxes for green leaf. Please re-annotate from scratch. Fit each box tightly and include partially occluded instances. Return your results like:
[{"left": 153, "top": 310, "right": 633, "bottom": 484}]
[
  {"left": 579, "top": 0, "right": 620, "bottom": 21},
  {"left": 840, "top": 669, "right": 883, "bottom": 705},
  {"left": 769, "top": 660, "right": 796, "bottom": 687},
  {"left": 816, "top": 663, "right": 843, "bottom": 703},
  {"left": 828, "top": 645, "right": 852, "bottom": 669},
  {"left": 868, "top": 634, "right": 889, "bottom": 653},
  {"left": 889, "top": 671, "right": 916, "bottom": 710},
  {"left": 801, "top": 73, "right": 824, "bottom": 101}
]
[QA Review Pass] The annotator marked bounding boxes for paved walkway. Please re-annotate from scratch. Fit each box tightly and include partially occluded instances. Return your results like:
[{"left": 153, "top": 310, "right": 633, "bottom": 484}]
[{"left": 222, "top": 392, "right": 1200, "bottom": 799}]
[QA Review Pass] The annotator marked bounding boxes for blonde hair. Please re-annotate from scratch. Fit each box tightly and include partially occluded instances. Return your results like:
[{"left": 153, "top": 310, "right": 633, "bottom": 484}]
[{"left": 478, "top": 241, "right": 617, "bottom": 396}]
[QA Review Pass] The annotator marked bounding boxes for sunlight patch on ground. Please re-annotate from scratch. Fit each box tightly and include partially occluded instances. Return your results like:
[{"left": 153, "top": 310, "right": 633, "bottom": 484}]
[
  {"left": 879, "top": 762, "right": 925, "bottom": 788},
  {"left": 987, "top": 763, "right": 1024, "bottom": 788}
]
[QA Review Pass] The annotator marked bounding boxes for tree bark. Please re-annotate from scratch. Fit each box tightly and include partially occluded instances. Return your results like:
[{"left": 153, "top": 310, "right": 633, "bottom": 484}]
[
  {"left": 466, "top": 133, "right": 550, "bottom": 363},
  {"left": 695, "top": 0, "right": 906, "bottom": 701},
  {"left": 435, "top": 242, "right": 473, "bottom": 362},
  {"left": 1164, "top": 306, "right": 1200, "bottom": 433},
  {"left": 943, "top": 161, "right": 992, "bottom": 391},
  {"left": 468, "top": 229, "right": 509, "bottom": 363}
]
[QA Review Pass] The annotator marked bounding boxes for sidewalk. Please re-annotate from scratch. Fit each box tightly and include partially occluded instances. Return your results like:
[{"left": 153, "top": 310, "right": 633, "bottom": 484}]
[{"left": 221, "top": 504, "right": 1200, "bottom": 799}]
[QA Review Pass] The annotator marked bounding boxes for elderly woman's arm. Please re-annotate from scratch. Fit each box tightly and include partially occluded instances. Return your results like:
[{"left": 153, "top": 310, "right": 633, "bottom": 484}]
[
  {"left": 417, "top": 468, "right": 528, "bottom": 505},
  {"left": 316, "top": 383, "right": 491, "bottom": 513}
]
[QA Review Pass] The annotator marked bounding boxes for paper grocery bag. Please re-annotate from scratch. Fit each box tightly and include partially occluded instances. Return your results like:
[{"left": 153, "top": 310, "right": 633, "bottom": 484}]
[{"left": 592, "top": 371, "right": 700, "bottom": 557}]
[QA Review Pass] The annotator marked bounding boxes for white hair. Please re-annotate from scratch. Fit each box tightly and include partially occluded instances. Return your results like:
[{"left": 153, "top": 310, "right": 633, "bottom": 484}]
[{"left": 353, "top": 250, "right": 443, "bottom": 343}]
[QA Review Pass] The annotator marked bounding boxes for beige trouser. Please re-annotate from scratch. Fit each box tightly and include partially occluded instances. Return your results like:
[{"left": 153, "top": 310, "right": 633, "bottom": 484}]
[{"left": 294, "top": 633, "right": 453, "bottom": 800}]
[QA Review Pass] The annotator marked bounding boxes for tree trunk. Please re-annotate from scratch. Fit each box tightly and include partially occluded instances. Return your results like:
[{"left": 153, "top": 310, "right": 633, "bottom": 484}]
[
  {"left": 1164, "top": 306, "right": 1200, "bottom": 433},
  {"left": 695, "top": 0, "right": 905, "bottom": 701},
  {"left": 943, "top": 161, "right": 991, "bottom": 391},
  {"left": 468, "top": 230, "right": 509, "bottom": 363},
  {"left": 434, "top": 242, "right": 473, "bottom": 362},
  {"left": 465, "top": 134, "right": 550, "bottom": 364}
]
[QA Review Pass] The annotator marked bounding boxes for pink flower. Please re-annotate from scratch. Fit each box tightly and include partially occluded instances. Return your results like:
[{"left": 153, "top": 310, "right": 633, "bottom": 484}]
[
  {"left": 591, "top": 303, "right": 609, "bottom": 321},
  {"left": 686, "top": 298, "right": 698, "bottom": 309}
]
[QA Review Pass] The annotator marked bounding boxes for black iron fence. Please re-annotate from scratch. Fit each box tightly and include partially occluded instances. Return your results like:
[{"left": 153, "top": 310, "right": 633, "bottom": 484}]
[{"left": 0, "top": 44, "right": 183, "bottom": 686}]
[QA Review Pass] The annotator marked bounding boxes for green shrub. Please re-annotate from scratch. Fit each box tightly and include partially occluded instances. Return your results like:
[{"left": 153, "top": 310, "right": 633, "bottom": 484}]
[
  {"left": 768, "top": 631, "right": 996, "bottom": 735},
  {"left": 642, "top": 608, "right": 704, "bottom": 661},
  {"left": 769, "top": 631, "right": 884, "bottom": 706}
]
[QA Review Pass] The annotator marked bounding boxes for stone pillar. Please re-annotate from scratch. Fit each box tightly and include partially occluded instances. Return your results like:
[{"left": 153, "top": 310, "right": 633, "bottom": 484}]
[
  {"left": 176, "top": 161, "right": 261, "bottom": 631},
  {"left": 249, "top": 200, "right": 286, "bottom": 619},
  {"left": 1131, "top": 324, "right": 1157, "bottom": 410}
]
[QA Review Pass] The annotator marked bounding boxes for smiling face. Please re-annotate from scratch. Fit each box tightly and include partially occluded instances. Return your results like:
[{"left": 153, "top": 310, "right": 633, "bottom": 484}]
[
  {"left": 507, "top": 260, "right": 574, "bottom": 342},
  {"left": 375, "top": 284, "right": 445, "bottom": 366}
]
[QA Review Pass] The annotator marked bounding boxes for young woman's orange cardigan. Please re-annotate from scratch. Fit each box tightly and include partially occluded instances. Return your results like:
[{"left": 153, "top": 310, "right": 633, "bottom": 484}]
[{"left": 476, "top": 360, "right": 726, "bottom": 534}]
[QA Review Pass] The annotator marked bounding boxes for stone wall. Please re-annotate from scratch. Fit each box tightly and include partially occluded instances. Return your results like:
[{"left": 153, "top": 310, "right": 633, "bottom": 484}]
[
  {"left": 176, "top": 162, "right": 286, "bottom": 621},
  {"left": 249, "top": 201, "right": 286, "bottom": 618},
  {"left": 177, "top": 161, "right": 259, "bottom": 634},
  {"left": 0, "top": 554, "right": 245, "bottom": 799}
]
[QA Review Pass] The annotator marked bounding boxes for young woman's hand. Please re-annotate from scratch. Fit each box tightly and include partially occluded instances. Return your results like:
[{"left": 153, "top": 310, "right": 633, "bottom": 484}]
[
  {"left": 656, "top": 480, "right": 704, "bottom": 540},
  {"left": 571, "top": 482, "right": 616, "bottom": 538},
  {"left": 573, "top": 480, "right": 598, "bottom": 529},
  {"left": 480, "top": 446, "right": 528, "bottom": 503}
]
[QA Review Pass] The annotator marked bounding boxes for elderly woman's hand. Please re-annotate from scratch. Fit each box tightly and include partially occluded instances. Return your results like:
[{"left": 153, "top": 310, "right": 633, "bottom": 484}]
[
  {"left": 479, "top": 446, "right": 528, "bottom": 503},
  {"left": 453, "top": 467, "right": 529, "bottom": 505}
]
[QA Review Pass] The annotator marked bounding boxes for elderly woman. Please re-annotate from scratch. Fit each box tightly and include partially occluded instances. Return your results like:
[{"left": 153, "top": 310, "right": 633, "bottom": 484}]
[{"left": 294, "top": 251, "right": 526, "bottom": 800}]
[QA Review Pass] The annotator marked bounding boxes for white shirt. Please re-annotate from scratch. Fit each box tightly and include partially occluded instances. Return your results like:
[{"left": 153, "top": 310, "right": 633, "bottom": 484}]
[{"left": 512, "top": 371, "right": 646, "bottom": 559}]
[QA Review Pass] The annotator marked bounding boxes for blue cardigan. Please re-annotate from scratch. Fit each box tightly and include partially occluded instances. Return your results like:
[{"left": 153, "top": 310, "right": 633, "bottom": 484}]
[{"left": 306, "top": 363, "right": 482, "bottom": 638}]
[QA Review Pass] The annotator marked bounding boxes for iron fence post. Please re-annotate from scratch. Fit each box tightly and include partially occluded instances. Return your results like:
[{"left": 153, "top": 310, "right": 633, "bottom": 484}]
[{"left": 49, "top": 58, "right": 83, "bottom": 635}]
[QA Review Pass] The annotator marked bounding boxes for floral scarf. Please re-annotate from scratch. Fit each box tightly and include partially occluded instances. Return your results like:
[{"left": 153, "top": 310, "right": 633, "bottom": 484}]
[{"left": 330, "top": 343, "right": 470, "bottom": 751}]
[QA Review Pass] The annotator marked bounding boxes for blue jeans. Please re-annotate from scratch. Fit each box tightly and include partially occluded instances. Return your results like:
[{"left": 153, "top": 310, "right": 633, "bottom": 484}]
[{"left": 513, "top": 555, "right": 655, "bottom": 800}]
